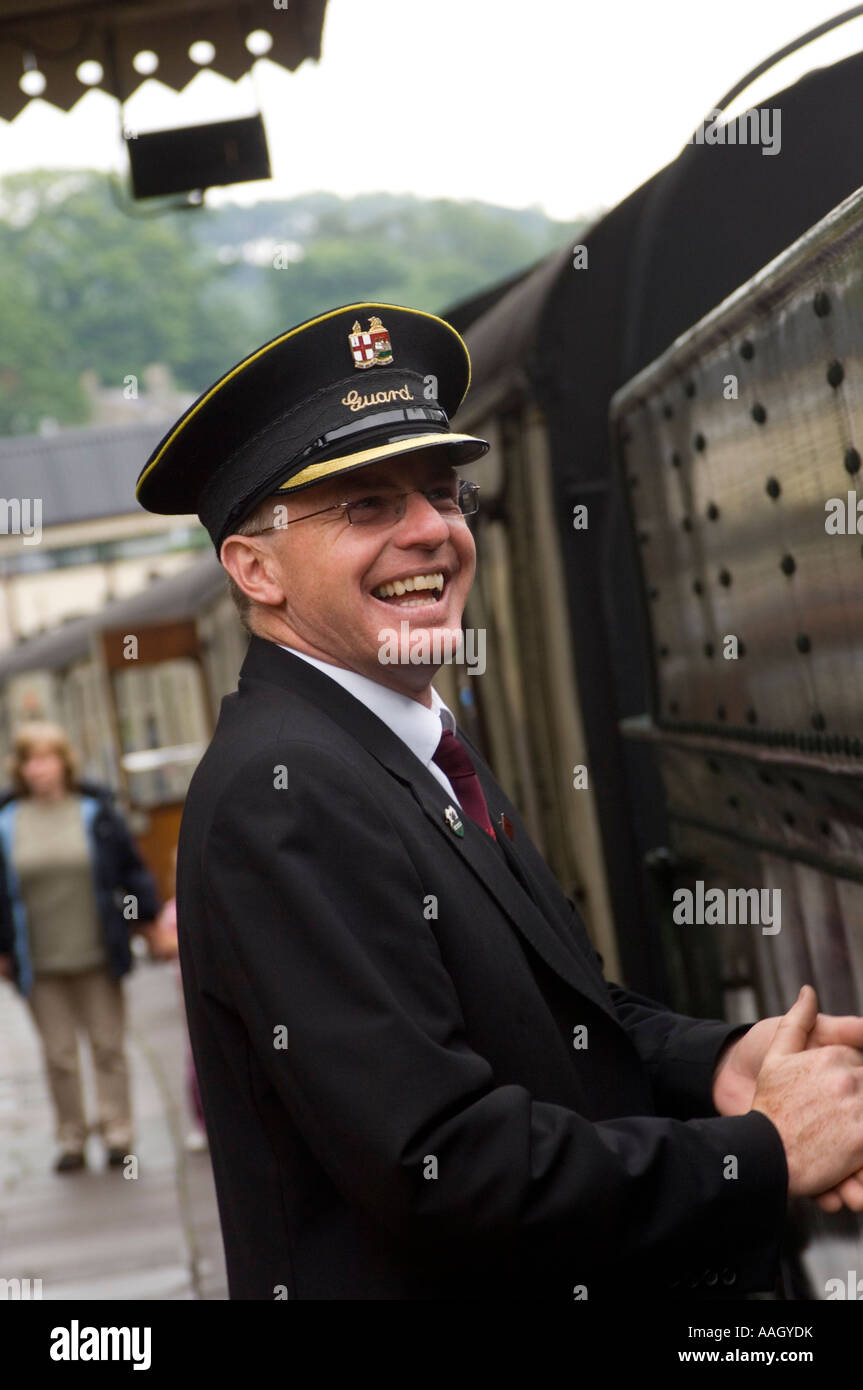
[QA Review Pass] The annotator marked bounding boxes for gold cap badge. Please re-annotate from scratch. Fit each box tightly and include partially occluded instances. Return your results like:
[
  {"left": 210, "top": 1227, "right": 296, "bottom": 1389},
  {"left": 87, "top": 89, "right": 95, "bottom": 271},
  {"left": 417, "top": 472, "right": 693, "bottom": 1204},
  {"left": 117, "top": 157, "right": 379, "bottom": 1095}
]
[{"left": 349, "top": 315, "right": 393, "bottom": 370}]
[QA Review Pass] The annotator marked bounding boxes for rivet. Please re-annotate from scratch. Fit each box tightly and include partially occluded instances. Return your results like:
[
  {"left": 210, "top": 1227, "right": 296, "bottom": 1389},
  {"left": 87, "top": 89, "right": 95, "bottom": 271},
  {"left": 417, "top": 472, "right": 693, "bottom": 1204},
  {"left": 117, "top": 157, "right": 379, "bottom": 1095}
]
[
  {"left": 685, "top": 380, "right": 696, "bottom": 398},
  {"left": 707, "top": 502, "right": 719, "bottom": 520},
  {"left": 827, "top": 360, "right": 845, "bottom": 389},
  {"left": 844, "top": 448, "right": 861, "bottom": 476},
  {"left": 814, "top": 291, "right": 831, "bottom": 317},
  {"left": 740, "top": 340, "right": 755, "bottom": 361},
  {"left": 796, "top": 634, "right": 811, "bottom": 653},
  {"left": 704, "top": 642, "right": 714, "bottom": 658},
  {"left": 718, "top": 568, "right": 731, "bottom": 587},
  {"left": 752, "top": 403, "right": 767, "bottom": 424},
  {"left": 766, "top": 477, "right": 781, "bottom": 498},
  {"left": 694, "top": 432, "right": 706, "bottom": 452},
  {"left": 780, "top": 554, "right": 796, "bottom": 576}
]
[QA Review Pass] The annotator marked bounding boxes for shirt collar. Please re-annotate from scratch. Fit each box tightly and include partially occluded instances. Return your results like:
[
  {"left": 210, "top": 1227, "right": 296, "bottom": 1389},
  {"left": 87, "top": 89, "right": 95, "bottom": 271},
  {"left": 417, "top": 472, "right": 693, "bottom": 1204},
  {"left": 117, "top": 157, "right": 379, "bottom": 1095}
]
[{"left": 276, "top": 644, "right": 456, "bottom": 768}]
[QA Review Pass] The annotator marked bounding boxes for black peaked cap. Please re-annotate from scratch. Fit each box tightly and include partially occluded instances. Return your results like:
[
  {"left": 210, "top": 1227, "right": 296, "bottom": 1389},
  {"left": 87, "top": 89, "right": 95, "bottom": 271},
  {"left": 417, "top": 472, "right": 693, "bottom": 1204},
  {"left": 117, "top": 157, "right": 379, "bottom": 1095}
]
[{"left": 135, "top": 302, "right": 489, "bottom": 552}]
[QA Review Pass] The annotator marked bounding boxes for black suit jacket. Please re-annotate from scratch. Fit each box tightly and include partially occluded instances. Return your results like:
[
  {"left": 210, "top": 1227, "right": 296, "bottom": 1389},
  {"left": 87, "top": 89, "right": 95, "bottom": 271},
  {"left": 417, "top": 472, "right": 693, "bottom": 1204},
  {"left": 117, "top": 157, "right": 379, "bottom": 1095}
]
[{"left": 177, "top": 635, "right": 789, "bottom": 1300}]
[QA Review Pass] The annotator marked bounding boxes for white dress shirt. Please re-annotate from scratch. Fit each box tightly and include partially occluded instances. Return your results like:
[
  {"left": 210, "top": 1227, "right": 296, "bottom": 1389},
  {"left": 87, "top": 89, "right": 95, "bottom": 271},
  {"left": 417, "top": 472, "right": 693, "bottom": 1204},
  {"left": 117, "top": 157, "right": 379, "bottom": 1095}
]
[{"left": 276, "top": 643, "right": 461, "bottom": 805}]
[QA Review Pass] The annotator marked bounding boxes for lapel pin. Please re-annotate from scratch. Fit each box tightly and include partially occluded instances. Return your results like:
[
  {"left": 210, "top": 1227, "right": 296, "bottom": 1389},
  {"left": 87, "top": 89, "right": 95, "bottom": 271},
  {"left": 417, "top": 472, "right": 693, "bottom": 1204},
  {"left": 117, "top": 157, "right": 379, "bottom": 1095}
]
[
  {"left": 444, "top": 805, "right": 465, "bottom": 837},
  {"left": 498, "top": 813, "right": 515, "bottom": 840}
]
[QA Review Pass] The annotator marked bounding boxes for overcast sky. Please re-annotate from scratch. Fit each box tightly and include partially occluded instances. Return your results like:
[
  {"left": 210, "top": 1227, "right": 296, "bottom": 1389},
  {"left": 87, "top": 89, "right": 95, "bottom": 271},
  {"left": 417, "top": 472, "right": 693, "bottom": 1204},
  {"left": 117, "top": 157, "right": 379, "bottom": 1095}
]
[{"left": 0, "top": 0, "right": 860, "bottom": 220}]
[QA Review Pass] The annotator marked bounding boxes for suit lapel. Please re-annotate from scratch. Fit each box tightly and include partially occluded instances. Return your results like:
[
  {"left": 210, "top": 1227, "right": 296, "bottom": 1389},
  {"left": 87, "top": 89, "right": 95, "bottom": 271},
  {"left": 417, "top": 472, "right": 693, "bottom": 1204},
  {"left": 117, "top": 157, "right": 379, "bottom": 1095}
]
[
  {"left": 462, "top": 733, "right": 615, "bottom": 980},
  {"left": 239, "top": 637, "right": 620, "bottom": 1022},
  {"left": 404, "top": 768, "right": 621, "bottom": 1023}
]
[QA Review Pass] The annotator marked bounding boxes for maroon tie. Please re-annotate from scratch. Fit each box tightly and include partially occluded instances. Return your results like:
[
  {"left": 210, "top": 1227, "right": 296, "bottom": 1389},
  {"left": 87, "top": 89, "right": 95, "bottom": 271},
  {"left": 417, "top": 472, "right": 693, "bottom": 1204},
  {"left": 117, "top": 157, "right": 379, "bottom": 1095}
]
[{"left": 432, "top": 729, "right": 496, "bottom": 838}]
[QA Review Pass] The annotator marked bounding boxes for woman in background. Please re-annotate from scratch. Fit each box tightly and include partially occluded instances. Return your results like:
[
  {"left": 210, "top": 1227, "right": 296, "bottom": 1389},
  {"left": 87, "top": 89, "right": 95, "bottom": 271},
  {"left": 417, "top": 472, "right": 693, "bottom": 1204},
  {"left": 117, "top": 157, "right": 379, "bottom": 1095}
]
[{"left": 0, "top": 721, "right": 160, "bottom": 1173}]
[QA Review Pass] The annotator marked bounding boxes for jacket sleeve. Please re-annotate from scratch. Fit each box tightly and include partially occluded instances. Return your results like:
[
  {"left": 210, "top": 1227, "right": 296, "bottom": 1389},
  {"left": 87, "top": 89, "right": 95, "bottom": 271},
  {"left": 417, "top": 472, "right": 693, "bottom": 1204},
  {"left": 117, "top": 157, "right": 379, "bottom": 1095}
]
[
  {"left": 198, "top": 740, "right": 788, "bottom": 1283},
  {"left": 566, "top": 899, "right": 755, "bottom": 1122},
  {"left": 603, "top": 979, "right": 754, "bottom": 1121},
  {"left": 0, "top": 842, "right": 13, "bottom": 955},
  {"left": 106, "top": 801, "right": 160, "bottom": 922}
]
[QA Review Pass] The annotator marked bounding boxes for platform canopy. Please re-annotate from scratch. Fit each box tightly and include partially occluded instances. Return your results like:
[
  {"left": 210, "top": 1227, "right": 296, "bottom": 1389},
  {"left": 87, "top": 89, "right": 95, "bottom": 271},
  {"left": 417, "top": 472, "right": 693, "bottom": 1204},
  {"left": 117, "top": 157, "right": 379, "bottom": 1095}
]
[{"left": 0, "top": 0, "right": 327, "bottom": 121}]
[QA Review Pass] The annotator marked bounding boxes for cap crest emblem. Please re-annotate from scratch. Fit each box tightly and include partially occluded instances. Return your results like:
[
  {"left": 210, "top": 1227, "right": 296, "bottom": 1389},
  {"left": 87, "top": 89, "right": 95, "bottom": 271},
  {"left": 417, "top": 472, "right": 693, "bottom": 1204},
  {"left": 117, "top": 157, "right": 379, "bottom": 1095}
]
[{"left": 349, "top": 315, "right": 393, "bottom": 369}]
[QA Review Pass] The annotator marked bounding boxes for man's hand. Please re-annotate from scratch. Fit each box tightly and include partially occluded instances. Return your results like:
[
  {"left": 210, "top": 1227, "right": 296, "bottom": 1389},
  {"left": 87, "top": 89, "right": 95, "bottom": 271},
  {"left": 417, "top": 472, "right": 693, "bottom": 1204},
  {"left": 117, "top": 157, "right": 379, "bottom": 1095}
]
[
  {"left": 717, "top": 989, "right": 863, "bottom": 1206},
  {"left": 137, "top": 920, "right": 178, "bottom": 961},
  {"left": 714, "top": 987, "right": 863, "bottom": 1211},
  {"left": 713, "top": 998, "right": 863, "bottom": 1116},
  {"left": 807, "top": 1005, "right": 863, "bottom": 1210}
]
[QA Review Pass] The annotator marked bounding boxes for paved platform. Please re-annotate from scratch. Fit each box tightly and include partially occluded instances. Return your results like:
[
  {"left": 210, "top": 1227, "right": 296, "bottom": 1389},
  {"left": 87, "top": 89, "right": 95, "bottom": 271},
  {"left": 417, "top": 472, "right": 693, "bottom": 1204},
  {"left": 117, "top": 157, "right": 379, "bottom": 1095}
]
[{"left": 0, "top": 949, "right": 227, "bottom": 1300}]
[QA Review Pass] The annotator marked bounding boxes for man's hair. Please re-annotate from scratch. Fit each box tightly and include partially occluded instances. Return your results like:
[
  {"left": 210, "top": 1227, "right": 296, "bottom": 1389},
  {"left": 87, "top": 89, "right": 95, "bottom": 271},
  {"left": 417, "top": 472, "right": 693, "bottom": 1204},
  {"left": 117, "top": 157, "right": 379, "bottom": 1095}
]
[{"left": 223, "top": 496, "right": 283, "bottom": 636}]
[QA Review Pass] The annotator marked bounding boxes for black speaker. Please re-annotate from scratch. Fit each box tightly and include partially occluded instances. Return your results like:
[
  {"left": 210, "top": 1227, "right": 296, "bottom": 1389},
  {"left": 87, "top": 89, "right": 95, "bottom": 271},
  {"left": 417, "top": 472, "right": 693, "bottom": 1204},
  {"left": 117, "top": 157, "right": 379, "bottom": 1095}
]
[{"left": 127, "top": 114, "right": 271, "bottom": 199}]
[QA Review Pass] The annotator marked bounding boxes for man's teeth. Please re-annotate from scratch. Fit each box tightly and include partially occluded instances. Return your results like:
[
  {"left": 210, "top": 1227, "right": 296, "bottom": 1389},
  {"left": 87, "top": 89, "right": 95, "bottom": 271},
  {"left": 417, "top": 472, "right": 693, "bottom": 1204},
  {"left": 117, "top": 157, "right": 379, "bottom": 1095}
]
[{"left": 372, "top": 571, "right": 445, "bottom": 601}]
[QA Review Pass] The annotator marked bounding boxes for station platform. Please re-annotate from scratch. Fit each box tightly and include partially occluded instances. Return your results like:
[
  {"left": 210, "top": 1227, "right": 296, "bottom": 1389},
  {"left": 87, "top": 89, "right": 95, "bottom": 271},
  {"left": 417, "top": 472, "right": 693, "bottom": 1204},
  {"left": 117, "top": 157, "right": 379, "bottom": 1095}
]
[{"left": 0, "top": 950, "right": 227, "bottom": 1300}]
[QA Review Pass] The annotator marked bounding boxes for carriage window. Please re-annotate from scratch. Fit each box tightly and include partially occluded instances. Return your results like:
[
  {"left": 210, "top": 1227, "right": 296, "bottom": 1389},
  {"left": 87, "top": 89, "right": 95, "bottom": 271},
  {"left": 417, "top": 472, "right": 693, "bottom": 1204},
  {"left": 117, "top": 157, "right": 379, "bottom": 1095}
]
[{"left": 112, "top": 657, "right": 209, "bottom": 807}]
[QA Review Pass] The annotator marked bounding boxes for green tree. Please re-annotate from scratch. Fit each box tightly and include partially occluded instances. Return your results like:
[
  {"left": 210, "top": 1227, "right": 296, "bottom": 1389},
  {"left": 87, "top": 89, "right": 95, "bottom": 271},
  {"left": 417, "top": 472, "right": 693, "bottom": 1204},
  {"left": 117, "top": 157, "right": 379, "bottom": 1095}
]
[
  {"left": 0, "top": 170, "right": 585, "bottom": 437},
  {"left": 0, "top": 251, "right": 88, "bottom": 435},
  {"left": 0, "top": 170, "right": 259, "bottom": 427}
]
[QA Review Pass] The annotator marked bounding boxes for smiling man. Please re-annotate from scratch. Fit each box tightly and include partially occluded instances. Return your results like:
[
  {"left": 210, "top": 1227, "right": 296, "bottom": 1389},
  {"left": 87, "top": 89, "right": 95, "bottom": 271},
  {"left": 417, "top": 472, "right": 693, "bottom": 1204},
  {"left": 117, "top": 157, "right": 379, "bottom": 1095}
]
[
  {"left": 136, "top": 302, "right": 863, "bottom": 1302},
  {"left": 222, "top": 448, "right": 476, "bottom": 703}
]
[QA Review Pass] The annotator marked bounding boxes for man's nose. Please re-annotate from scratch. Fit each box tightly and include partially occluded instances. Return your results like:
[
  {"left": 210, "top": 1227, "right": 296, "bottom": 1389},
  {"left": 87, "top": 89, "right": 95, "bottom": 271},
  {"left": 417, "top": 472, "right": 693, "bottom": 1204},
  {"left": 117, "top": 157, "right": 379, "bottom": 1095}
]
[{"left": 395, "top": 489, "right": 451, "bottom": 539}]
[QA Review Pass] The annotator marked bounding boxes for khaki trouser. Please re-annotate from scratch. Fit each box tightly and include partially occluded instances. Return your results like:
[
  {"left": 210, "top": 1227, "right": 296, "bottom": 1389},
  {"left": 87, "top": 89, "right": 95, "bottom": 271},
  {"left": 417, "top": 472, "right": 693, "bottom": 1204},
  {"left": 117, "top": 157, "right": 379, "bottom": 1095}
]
[{"left": 27, "top": 966, "right": 133, "bottom": 1153}]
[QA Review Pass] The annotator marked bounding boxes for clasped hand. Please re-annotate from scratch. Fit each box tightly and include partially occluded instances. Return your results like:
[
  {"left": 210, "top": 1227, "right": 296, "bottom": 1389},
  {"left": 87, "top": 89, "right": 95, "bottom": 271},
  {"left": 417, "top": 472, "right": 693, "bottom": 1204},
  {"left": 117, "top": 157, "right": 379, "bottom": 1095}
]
[{"left": 713, "top": 984, "right": 863, "bottom": 1212}]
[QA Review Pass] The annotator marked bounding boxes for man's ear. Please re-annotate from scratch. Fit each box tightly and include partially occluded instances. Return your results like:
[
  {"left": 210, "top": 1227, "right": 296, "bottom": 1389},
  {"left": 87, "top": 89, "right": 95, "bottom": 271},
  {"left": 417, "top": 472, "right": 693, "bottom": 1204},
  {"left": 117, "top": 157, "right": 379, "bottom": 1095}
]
[{"left": 220, "top": 534, "right": 286, "bottom": 608}]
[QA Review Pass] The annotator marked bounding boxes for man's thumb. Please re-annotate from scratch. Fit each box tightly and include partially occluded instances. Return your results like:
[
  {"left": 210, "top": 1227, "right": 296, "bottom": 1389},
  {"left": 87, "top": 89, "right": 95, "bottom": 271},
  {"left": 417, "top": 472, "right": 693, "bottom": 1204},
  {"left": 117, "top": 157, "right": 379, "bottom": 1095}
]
[{"left": 769, "top": 984, "right": 819, "bottom": 1056}]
